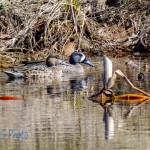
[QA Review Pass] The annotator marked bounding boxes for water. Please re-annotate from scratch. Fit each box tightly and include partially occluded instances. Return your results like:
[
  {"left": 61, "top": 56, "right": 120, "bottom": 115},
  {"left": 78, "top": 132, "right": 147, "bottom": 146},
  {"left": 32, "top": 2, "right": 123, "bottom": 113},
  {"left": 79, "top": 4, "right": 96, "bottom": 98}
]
[{"left": 0, "top": 56, "right": 150, "bottom": 150}]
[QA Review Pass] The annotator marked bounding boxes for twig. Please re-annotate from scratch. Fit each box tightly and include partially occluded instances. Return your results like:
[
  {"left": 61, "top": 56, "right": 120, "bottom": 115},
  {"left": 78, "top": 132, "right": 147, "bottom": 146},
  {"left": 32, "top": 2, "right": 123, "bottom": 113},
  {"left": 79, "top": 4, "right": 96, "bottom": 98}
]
[
  {"left": 115, "top": 70, "right": 150, "bottom": 97},
  {"left": 70, "top": 0, "right": 78, "bottom": 33},
  {"left": 78, "top": 13, "right": 85, "bottom": 50},
  {"left": 124, "top": 98, "right": 150, "bottom": 119}
]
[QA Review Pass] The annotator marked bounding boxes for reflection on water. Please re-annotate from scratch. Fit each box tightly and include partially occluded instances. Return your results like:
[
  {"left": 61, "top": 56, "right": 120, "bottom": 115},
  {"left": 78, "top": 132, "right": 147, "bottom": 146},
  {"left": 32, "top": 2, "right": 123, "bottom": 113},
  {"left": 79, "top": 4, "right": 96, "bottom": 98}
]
[
  {"left": 0, "top": 56, "right": 150, "bottom": 150},
  {"left": 103, "top": 107, "right": 114, "bottom": 140}
]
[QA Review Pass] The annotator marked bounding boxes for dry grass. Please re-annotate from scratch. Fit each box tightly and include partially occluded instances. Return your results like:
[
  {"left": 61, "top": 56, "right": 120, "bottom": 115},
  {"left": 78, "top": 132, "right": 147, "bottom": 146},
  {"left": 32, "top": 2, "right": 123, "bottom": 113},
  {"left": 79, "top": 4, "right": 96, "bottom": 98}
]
[{"left": 0, "top": 0, "right": 150, "bottom": 67}]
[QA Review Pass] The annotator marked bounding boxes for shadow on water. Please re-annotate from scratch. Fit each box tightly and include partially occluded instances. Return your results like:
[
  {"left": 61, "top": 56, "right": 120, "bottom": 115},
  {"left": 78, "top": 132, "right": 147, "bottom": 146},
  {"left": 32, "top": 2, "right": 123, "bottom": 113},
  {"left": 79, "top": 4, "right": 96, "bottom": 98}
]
[{"left": 0, "top": 56, "right": 150, "bottom": 150}]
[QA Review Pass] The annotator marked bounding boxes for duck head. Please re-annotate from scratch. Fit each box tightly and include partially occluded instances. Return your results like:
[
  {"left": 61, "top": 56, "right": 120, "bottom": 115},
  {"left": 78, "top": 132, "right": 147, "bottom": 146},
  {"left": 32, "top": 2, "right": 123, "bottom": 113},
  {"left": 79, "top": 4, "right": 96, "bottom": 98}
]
[
  {"left": 69, "top": 52, "right": 95, "bottom": 67},
  {"left": 46, "top": 54, "right": 69, "bottom": 67}
]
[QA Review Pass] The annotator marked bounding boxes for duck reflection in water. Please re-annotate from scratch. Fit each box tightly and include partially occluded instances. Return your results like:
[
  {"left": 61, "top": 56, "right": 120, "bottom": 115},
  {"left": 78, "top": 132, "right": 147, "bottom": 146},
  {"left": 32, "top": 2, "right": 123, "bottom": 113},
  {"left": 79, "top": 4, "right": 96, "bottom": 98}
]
[
  {"left": 47, "top": 75, "right": 93, "bottom": 95},
  {"left": 69, "top": 76, "right": 93, "bottom": 92},
  {"left": 103, "top": 106, "right": 114, "bottom": 140}
]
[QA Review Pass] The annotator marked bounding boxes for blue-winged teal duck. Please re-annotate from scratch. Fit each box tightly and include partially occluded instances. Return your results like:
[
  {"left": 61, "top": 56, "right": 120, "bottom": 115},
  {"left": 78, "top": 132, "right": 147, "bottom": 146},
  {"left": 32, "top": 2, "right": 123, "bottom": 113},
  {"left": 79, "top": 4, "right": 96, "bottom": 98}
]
[{"left": 4, "top": 52, "right": 95, "bottom": 79}]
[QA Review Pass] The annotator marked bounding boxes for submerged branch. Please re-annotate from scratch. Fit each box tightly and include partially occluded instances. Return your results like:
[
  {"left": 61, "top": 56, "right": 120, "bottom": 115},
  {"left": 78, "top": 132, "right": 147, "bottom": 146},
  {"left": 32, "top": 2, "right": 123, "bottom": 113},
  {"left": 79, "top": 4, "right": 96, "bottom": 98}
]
[{"left": 115, "top": 70, "right": 150, "bottom": 97}]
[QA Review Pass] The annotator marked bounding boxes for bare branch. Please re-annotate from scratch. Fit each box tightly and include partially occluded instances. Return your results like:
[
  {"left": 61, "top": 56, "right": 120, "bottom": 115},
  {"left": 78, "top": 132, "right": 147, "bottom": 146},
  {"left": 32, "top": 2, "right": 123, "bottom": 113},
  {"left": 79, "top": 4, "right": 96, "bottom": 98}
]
[{"left": 115, "top": 70, "right": 150, "bottom": 97}]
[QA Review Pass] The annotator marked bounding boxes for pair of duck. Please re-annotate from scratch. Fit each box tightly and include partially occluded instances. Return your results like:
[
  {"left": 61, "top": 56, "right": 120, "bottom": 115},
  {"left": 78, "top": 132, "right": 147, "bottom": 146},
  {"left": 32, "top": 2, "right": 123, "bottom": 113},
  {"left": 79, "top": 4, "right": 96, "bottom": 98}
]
[{"left": 4, "top": 52, "right": 95, "bottom": 79}]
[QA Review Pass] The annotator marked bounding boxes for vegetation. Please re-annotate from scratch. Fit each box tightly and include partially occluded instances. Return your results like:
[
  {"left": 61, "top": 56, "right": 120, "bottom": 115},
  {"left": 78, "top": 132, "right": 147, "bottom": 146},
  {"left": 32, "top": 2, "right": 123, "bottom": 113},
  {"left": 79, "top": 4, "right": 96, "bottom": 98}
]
[
  {"left": 0, "top": 0, "right": 150, "bottom": 68},
  {"left": 0, "top": 3, "right": 5, "bottom": 10}
]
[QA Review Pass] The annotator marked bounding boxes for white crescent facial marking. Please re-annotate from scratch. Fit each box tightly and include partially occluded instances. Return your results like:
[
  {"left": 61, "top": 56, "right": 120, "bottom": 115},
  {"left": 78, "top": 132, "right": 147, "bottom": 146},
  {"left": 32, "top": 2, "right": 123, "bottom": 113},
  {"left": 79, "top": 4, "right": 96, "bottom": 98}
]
[{"left": 80, "top": 54, "right": 85, "bottom": 62}]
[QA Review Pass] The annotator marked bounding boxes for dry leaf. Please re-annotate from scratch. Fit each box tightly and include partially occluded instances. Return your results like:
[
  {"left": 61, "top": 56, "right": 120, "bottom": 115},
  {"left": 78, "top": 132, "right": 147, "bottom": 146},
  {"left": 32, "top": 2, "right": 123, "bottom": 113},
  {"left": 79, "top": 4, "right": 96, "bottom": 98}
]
[{"left": 62, "top": 42, "right": 76, "bottom": 56}]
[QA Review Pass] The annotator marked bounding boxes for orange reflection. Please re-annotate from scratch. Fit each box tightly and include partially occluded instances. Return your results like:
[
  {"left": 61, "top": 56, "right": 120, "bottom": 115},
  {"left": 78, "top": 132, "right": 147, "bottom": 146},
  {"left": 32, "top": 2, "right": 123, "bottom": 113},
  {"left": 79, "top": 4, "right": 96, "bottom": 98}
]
[
  {"left": 114, "top": 94, "right": 148, "bottom": 103},
  {"left": 90, "top": 93, "right": 149, "bottom": 105},
  {"left": 0, "top": 95, "right": 24, "bottom": 100}
]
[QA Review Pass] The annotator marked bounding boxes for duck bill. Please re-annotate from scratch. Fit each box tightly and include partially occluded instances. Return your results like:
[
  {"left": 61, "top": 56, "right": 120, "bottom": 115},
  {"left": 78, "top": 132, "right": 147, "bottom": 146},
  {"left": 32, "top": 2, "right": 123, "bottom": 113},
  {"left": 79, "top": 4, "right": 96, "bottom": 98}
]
[{"left": 83, "top": 59, "right": 95, "bottom": 67}]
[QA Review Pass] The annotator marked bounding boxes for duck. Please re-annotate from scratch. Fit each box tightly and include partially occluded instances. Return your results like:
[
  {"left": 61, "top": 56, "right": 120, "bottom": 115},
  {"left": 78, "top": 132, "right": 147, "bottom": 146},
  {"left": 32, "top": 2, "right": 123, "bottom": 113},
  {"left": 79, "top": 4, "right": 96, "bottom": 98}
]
[
  {"left": 4, "top": 54, "right": 66, "bottom": 79},
  {"left": 138, "top": 72, "right": 150, "bottom": 80},
  {"left": 4, "top": 52, "right": 95, "bottom": 79}
]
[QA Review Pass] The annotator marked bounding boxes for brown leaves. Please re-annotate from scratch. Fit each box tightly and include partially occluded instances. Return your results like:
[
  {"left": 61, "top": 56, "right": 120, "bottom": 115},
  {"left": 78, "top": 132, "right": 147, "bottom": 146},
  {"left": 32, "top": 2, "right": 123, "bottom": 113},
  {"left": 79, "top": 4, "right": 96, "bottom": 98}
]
[{"left": 61, "top": 42, "right": 76, "bottom": 56}]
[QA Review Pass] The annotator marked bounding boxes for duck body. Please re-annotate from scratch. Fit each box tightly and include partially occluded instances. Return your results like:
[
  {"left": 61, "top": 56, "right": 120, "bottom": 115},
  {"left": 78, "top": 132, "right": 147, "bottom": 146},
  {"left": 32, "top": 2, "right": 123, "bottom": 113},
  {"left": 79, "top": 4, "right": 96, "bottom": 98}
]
[
  {"left": 4, "top": 52, "right": 94, "bottom": 79},
  {"left": 24, "top": 65, "right": 64, "bottom": 78}
]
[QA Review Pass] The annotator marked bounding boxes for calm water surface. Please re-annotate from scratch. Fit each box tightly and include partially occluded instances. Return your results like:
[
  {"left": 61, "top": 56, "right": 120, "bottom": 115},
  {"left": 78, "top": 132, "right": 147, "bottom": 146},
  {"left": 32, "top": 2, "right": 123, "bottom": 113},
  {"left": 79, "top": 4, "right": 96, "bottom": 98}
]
[{"left": 0, "top": 56, "right": 150, "bottom": 150}]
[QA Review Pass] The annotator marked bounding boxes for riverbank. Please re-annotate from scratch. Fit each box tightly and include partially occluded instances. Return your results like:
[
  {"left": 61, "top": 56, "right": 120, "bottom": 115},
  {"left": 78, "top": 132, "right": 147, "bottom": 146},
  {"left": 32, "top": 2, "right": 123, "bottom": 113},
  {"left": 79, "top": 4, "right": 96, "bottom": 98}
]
[{"left": 0, "top": 0, "right": 150, "bottom": 68}]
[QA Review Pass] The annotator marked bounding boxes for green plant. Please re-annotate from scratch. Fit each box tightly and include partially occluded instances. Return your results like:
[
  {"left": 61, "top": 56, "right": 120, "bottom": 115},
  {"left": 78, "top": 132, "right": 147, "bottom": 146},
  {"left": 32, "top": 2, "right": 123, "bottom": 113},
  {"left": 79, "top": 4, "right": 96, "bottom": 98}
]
[
  {"left": 64, "top": 0, "right": 81, "bottom": 11},
  {"left": 0, "top": 3, "right": 5, "bottom": 10}
]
